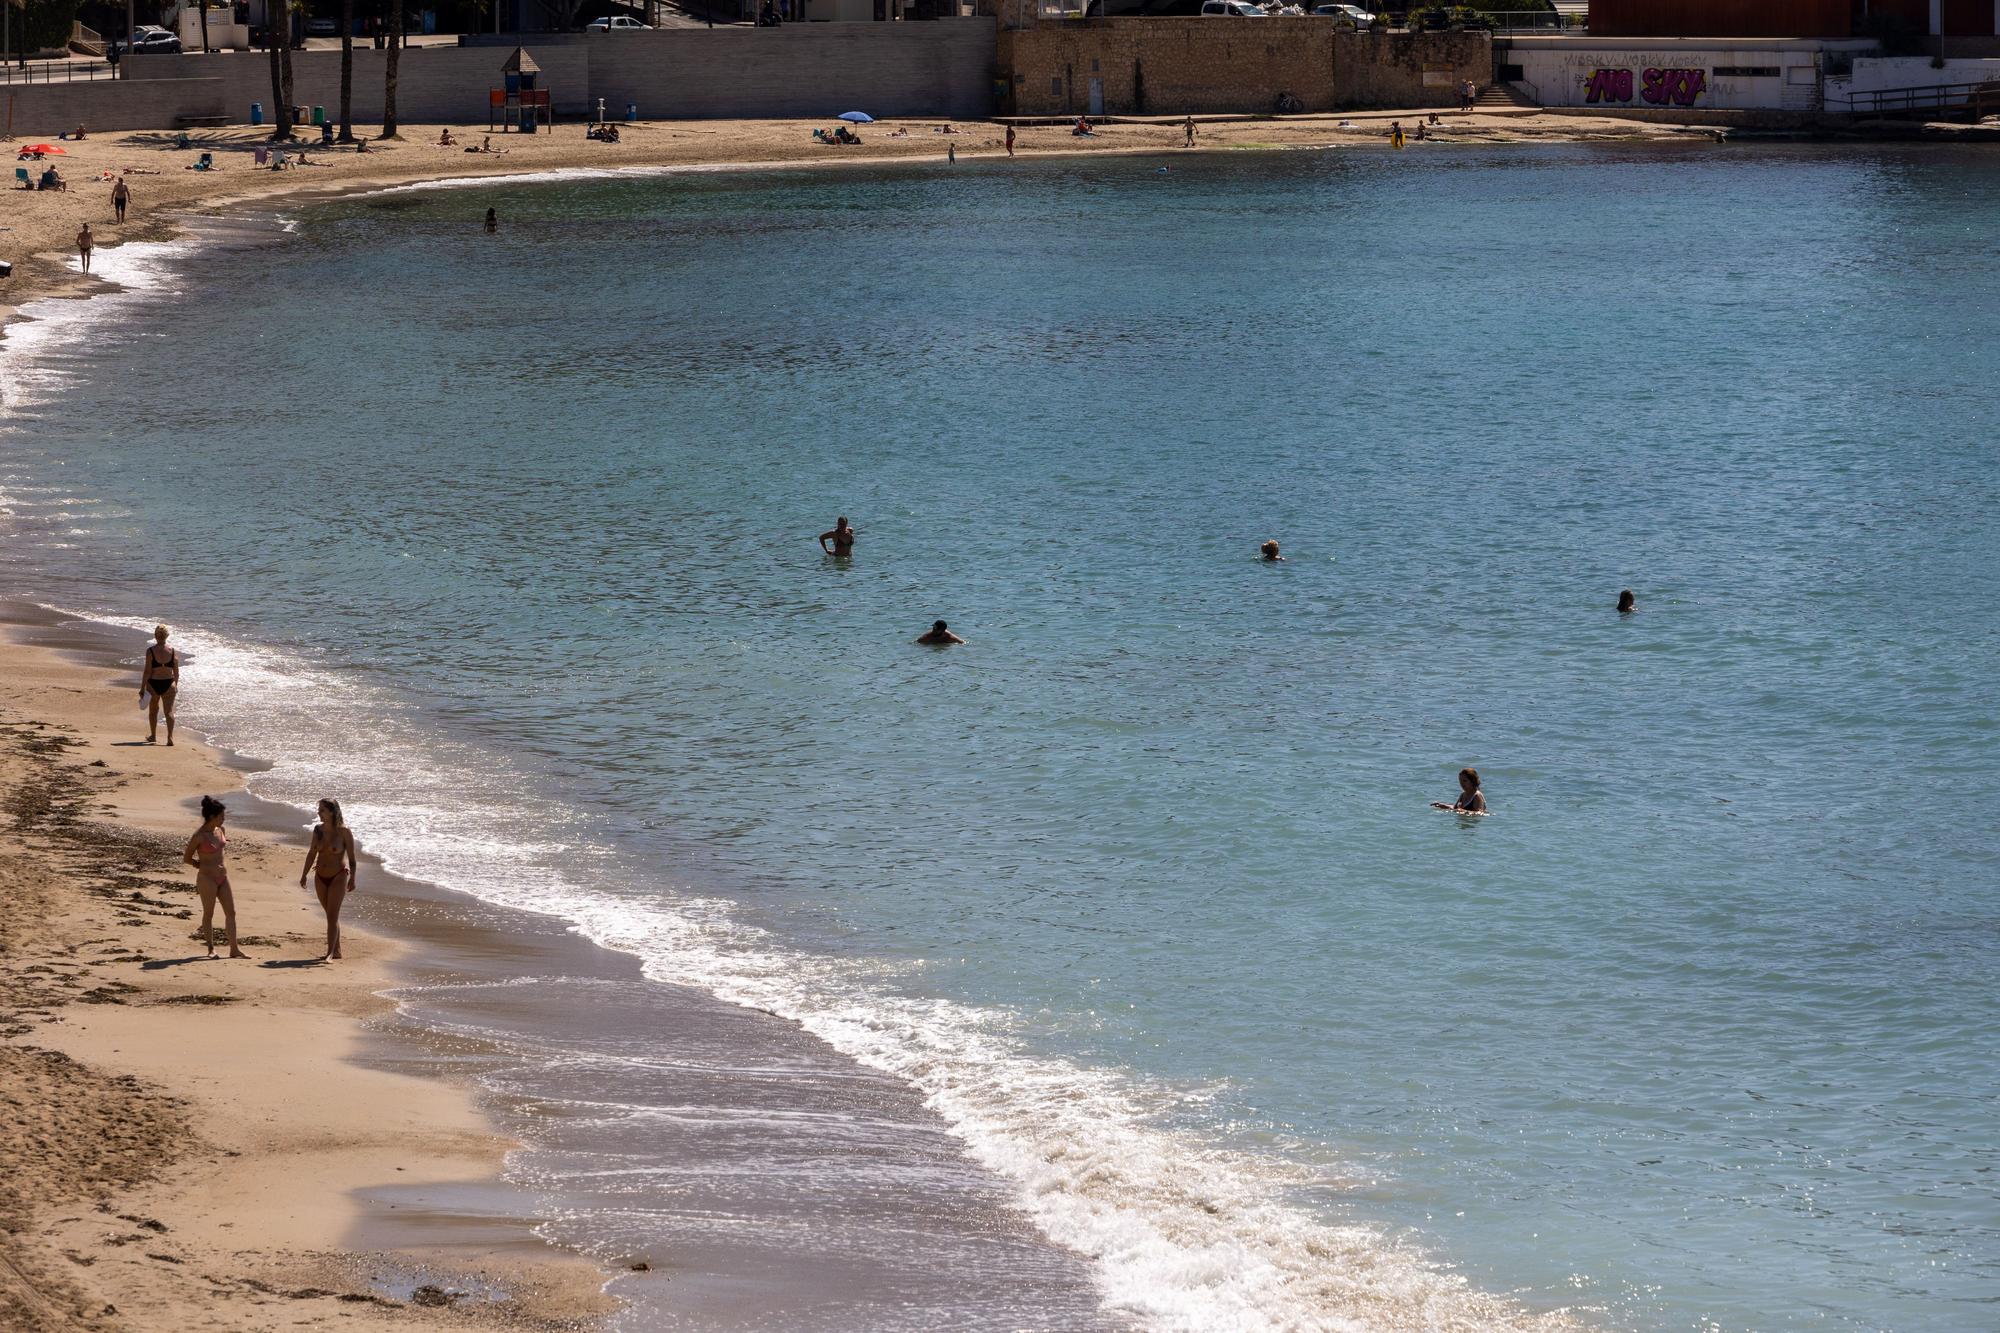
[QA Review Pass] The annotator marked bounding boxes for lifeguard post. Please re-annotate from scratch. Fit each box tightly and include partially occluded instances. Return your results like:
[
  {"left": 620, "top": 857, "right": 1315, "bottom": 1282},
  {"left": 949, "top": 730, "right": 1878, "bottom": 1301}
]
[{"left": 491, "top": 48, "right": 552, "bottom": 134}]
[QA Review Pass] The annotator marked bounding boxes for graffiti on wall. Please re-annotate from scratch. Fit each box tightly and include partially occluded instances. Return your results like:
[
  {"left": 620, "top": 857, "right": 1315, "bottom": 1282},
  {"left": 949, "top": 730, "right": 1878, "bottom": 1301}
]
[{"left": 1582, "top": 67, "right": 1709, "bottom": 107}]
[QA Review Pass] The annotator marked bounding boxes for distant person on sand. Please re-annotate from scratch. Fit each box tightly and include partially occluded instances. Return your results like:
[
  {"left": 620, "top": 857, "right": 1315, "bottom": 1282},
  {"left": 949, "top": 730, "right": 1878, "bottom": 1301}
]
[
  {"left": 77, "top": 223, "right": 93, "bottom": 274},
  {"left": 818, "top": 515, "right": 855, "bottom": 556},
  {"left": 1390, "top": 121, "right": 1405, "bottom": 149},
  {"left": 1617, "top": 588, "right": 1636, "bottom": 614},
  {"left": 916, "top": 619, "right": 964, "bottom": 646},
  {"left": 1260, "top": 540, "right": 1284, "bottom": 562},
  {"left": 112, "top": 177, "right": 130, "bottom": 223},
  {"left": 300, "top": 798, "right": 358, "bottom": 961},
  {"left": 485, "top": 207, "right": 498, "bottom": 233},
  {"left": 142, "top": 624, "right": 179, "bottom": 745},
  {"left": 1005, "top": 125, "right": 1016, "bottom": 157},
  {"left": 1432, "top": 767, "right": 1488, "bottom": 815},
  {"left": 948, "top": 141, "right": 957, "bottom": 164},
  {"left": 184, "top": 796, "right": 247, "bottom": 959},
  {"left": 1184, "top": 114, "right": 1196, "bottom": 147}
]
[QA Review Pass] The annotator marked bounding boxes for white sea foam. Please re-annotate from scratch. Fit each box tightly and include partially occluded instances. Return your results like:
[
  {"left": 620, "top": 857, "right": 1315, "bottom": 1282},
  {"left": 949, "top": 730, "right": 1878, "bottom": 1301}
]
[{"left": 24, "top": 606, "right": 1577, "bottom": 1333}]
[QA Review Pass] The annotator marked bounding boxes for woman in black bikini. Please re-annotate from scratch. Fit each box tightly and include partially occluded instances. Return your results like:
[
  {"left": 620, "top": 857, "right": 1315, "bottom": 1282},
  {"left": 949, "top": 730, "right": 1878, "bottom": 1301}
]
[
  {"left": 142, "top": 624, "right": 179, "bottom": 745},
  {"left": 299, "top": 798, "right": 358, "bottom": 961}
]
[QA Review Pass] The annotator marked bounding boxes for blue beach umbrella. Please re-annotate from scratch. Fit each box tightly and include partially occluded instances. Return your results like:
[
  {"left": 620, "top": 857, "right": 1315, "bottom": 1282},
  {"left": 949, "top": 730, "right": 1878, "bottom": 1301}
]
[{"left": 838, "top": 111, "right": 874, "bottom": 124}]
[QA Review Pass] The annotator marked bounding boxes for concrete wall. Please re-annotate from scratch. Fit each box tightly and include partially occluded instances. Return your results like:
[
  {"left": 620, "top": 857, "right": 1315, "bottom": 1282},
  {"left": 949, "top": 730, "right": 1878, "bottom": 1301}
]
[
  {"left": 1331, "top": 31, "right": 1489, "bottom": 109},
  {"left": 1, "top": 77, "right": 226, "bottom": 134},
  {"left": 587, "top": 26, "right": 995, "bottom": 118},
  {"left": 32, "top": 25, "right": 992, "bottom": 131},
  {"left": 1502, "top": 36, "right": 1853, "bottom": 109},
  {"left": 997, "top": 20, "right": 1486, "bottom": 116},
  {"left": 1823, "top": 54, "right": 2000, "bottom": 108}
]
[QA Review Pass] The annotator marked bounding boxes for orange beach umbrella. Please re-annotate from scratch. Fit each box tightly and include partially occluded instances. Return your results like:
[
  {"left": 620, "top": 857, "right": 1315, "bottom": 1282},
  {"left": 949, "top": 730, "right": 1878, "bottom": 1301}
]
[{"left": 22, "top": 144, "right": 67, "bottom": 155}]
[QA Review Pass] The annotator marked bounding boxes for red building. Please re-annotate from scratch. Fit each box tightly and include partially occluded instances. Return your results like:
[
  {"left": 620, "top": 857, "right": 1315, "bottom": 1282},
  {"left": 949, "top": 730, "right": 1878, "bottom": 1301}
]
[{"left": 1588, "top": 1, "right": 1999, "bottom": 40}]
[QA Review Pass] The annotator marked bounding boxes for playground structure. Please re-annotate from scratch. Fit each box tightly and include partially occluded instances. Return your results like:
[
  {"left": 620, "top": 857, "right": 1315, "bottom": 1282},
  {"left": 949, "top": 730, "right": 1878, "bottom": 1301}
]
[{"left": 490, "top": 47, "right": 552, "bottom": 133}]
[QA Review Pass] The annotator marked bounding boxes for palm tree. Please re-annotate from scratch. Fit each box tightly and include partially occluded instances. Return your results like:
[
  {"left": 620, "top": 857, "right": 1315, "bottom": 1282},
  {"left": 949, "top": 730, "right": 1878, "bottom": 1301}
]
[
  {"left": 199, "top": 0, "right": 212, "bottom": 54},
  {"left": 382, "top": 0, "right": 402, "bottom": 139},
  {"left": 266, "top": 10, "right": 293, "bottom": 140},
  {"left": 338, "top": 0, "right": 354, "bottom": 141}
]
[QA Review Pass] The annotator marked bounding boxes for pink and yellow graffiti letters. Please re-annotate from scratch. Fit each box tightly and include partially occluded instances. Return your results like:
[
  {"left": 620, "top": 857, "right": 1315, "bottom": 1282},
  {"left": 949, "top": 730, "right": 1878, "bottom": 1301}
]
[
  {"left": 1642, "top": 68, "right": 1709, "bottom": 107},
  {"left": 1582, "top": 68, "right": 1633, "bottom": 104}
]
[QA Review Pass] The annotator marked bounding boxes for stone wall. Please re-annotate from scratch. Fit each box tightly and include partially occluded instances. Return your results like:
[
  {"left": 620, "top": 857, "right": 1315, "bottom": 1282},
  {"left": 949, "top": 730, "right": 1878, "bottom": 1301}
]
[
  {"left": 999, "top": 19, "right": 1336, "bottom": 116},
  {"left": 1332, "top": 31, "right": 1490, "bottom": 109},
  {"left": 996, "top": 21, "right": 1488, "bottom": 117}
]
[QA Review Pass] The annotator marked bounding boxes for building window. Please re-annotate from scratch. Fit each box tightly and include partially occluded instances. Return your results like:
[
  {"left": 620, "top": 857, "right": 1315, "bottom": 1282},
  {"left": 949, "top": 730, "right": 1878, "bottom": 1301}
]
[{"left": 1712, "top": 66, "right": 1781, "bottom": 77}]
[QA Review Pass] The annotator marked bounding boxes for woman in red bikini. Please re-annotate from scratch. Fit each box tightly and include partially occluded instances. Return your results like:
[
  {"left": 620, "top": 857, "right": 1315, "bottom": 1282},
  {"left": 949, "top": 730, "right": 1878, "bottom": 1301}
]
[
  {"left": 299, "top": 798, "right": 358, "bottom": 961},
  {"left": 183, "top": 795, "right": 247, "bottom": 958}
]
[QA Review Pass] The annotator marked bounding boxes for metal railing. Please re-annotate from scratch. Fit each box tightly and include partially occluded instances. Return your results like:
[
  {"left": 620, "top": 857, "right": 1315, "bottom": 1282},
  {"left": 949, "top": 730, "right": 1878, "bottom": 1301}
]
[
  {"left": 1836, "top": 80, "right": 2000, "bottom": 117},
  {"left": 1481, "top": 10, "right": 1579, "bottom": 32},
  {"left": 0, "top": 59, "right": 118, "bottom": 86}
]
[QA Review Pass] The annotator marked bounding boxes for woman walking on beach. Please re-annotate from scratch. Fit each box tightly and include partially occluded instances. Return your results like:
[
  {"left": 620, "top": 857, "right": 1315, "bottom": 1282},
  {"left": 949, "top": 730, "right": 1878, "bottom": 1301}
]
[
  {"left": 142, "top": 624, "right": 179, "bottom": 745},
  {"left": 183, "top": 796, "right": 247, "bottom": 959},
  {"left": 300, "top": 798, "right": 358, "bottom": 961}
]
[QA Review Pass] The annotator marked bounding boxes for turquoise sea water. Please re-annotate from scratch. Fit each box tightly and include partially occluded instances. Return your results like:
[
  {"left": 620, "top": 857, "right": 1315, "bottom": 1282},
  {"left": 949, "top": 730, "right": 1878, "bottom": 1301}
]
[{"left": 4, "top": 144, "right": 1998, "bottom": 1330}]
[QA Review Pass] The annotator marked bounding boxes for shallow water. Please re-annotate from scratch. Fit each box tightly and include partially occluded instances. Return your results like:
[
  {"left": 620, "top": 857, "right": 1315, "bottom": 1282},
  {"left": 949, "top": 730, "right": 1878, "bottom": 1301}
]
[{"left": 4, "top": 143, "right": 1999, "bottom": 1330}]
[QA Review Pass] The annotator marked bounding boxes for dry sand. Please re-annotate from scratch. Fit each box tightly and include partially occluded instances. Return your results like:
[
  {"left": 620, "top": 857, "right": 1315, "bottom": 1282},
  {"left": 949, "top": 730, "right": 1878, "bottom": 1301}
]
[
  {"left": 1, "top": 109, "right": 1704, "bottom": 322},
  {"left": 0, "top": 626, "right": 615, "bottom": 1331}
]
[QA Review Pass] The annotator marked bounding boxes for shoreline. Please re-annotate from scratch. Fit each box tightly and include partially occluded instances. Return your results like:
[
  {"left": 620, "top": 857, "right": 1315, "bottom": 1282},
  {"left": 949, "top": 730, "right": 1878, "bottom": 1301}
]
[
  {"left": 0, "top": 599, "right": 1131, "bottom": 1331},
  {"left": 2, "top": 108, "right": 1743, "bottom": 331},
  {"left": 0, "top": 605, "right": 619, "bottom": 1330}
]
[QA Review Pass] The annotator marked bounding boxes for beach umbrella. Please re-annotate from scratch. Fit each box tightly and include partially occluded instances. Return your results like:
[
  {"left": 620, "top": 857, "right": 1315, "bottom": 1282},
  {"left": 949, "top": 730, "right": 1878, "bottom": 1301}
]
[
  {"left": 23, "top": 145, "right": 67, "bottom": 155},
  {"left": 837, "top": 112, "right": 873, "bottom": 124}
]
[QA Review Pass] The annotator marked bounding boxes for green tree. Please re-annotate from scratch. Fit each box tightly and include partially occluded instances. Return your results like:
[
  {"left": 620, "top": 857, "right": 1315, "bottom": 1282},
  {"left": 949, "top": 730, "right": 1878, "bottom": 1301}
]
[{"left": 20, "top": 0, "right": 81, "bottom": 54}]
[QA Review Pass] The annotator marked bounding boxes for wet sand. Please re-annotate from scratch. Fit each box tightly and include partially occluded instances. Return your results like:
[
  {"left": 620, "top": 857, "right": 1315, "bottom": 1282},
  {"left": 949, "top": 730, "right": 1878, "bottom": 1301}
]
[{"left": 0, "top": 604, "right": 1121, "bottom": 1330}]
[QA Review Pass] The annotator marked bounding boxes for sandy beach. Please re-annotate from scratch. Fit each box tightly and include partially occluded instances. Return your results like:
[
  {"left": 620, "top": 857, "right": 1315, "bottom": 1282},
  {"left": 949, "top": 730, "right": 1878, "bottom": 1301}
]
[
  {"left": 1, "top": 109, "right": 1705, "bottom": 322},
  {"left": 0, "top": 617, "right": 615, "bottom": 1331}
]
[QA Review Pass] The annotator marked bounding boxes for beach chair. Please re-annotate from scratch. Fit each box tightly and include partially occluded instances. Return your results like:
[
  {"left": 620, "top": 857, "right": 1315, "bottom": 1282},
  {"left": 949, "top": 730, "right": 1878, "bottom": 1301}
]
[
  {"left": 14, "top": 167, "right": 29, "bottom": 189},
  {"left": 254, "top": 146, "right": 269, "bottom": 166}
]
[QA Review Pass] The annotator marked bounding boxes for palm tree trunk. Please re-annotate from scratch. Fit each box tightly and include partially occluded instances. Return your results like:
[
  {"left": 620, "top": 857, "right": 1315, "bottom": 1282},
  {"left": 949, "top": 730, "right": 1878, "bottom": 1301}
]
[
  {"left": 199, "top": 1, "right": 211, "bottom": 54},
  {"left": 382, "top": 1, "right": 402, "bottom": 139},
  {"left": 279, "top": 14, "right": 296, "bottom": 135},
  {"left": 338, "top": 0, "right": 354, "bottom": 140},
  {"left": 267, "top": 18, "right": 292, "bottom": 140}
]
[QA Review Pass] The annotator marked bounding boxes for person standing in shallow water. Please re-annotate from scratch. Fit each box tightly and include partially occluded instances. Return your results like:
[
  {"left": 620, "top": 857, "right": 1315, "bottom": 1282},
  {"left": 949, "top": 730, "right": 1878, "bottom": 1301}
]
[
  {"left": 77, "top": 223, "right": 93, "bottom": 274},
  {"left": 1617, "top": 589, "right": 1636, "bottom": 614},
  {"left": 484, "top": 207, "right": 497, "bottom": 234},
  {"left": 1005, "top": 125, "right": 1016, "bottom": 157},
  {"left": 1260, "top": 540, "right": 1284, "bottom": 562},
  {"left": 916, "top": 620, "right": 965, "bottom": 646},
  {"left": 184, "top": 796, "right": 247, "bottom": 958},
  {"left": 1432, "top": 767, "right": 1487, "bottom": 815},
  {"left": 300, "top": 798, "right": 358, "bottom": 961},
  {"left": 818, "top": 516, "right": 855, "bottom": 556},
  {"left": 142, "top": 624, "right": 179, "bottom": 745}
]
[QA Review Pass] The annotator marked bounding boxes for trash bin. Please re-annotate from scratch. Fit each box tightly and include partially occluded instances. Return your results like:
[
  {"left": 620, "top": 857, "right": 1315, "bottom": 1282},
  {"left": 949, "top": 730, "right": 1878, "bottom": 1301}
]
[
  {"left": 251, "top": 102, "right": 264, "bottom": 126},
  {"left": 626, "top": 103, "right": 638, "bottom": 122},
  {"left": 312, "top": 105, "right": 325, "bottom": 126}
]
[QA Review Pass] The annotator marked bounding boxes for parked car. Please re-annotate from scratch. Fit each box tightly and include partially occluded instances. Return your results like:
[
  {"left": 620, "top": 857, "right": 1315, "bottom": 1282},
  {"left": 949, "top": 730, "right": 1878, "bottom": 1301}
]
[
  {"left": 585, "top": 15, "right": 653, "bottom": 28},
  {"left": 1311, "top": 3, "right": 1374, "bottom": 26},
  {"left": 1200, "top": 0, "right": 1267, "bottom": 13},
  {"left": 109, "top": 25, "right": 182, "bottom": 55},
  {"left": 304, "top": 17, "right": 339, "bottom": 35}
]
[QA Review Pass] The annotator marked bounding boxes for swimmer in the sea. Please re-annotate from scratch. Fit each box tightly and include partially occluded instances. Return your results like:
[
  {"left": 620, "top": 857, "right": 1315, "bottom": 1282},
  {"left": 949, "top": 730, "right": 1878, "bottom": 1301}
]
[
  {"left": 916, "top": 619, "right": 965, "bottom": 646},
  {"left": 1260, "top": 540, "right": 1284, "bottom": 562},
  {"left": 1617, "top": 588, "right": 1636, "bottom": 614},
  {"left": 818, "top": 515, "right": 855, "bottom": 556},
  {"left": 1431, "top": 767, "right": 1487, "bottom": 815}
]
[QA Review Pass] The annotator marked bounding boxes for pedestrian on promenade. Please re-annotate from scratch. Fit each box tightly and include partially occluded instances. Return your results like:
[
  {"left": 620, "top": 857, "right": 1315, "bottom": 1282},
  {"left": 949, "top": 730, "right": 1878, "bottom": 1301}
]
[
  {"left": 112, "top": 177, "right": 130, "bottom": 223},
  {"left": 1006, "top": 124, "right": 1016, "bottom": 157},
  {"left": 77, "top": 223, "right": 93, "bottom": 274}
]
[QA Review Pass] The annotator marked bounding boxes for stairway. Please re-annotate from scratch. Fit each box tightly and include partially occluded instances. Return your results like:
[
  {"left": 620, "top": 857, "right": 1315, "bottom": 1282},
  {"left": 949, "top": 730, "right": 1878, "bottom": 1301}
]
[
  {"left": 69, "top": 22, "right": 107, "bottom": 57},
  {"left": 1475, "top": 81, "right": 1540, "bottom": 110}
]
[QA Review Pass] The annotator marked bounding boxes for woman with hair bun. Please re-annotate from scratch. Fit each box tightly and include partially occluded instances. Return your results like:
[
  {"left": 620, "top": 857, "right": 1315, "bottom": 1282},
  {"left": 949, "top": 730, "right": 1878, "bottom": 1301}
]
[
  {"left": 1431, "top": 767, "right": 1488, "bottom": 816},
  {"left": 300, "top": 798, "right": 358, "bottom": 961},
  {"left": 183, "top": 795, "right": 247, "bottom": 958}
]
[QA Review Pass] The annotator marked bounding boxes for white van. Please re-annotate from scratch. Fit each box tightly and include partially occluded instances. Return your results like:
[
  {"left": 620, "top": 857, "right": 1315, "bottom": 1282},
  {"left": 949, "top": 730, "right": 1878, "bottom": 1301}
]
[{"left": 1201, "top": 0, "right": 1268, "bottom": 13}]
